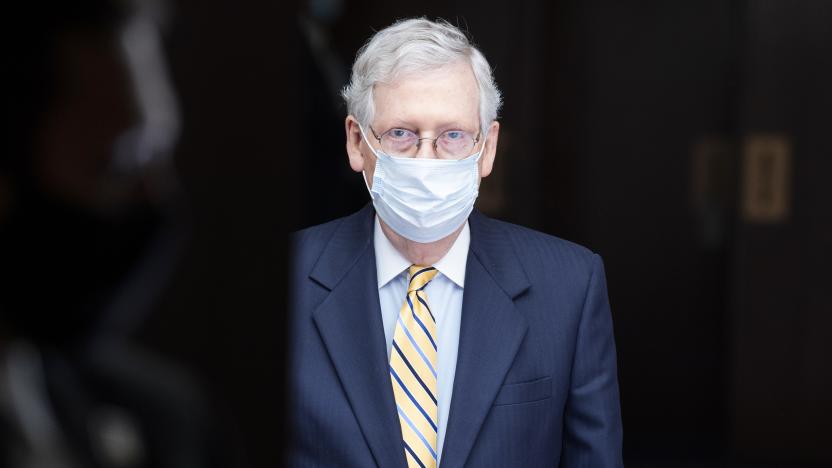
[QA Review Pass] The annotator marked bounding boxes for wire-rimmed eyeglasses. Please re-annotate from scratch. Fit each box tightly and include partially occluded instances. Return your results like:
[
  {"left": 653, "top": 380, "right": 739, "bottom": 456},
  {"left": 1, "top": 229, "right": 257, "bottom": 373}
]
[{"left": 369, "top": 126, "right": 481, "bottom": 159}]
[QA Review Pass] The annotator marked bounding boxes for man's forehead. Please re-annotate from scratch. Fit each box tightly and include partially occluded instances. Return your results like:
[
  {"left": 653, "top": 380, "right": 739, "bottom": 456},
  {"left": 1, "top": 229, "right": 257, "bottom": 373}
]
[{"left": 372, "top": 61, "right": 480, "bottom": 129}]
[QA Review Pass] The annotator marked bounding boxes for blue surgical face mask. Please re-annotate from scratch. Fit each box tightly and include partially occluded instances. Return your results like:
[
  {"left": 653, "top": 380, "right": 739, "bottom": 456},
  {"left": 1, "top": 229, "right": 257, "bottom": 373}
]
[{"left": 359, "top": 125, "right": 484, "bottom": 243}]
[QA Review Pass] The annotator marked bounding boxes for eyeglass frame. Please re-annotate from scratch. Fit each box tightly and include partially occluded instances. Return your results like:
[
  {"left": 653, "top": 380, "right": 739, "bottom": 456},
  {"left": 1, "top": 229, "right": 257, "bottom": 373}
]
[{"left": 368, "top": 125, "right": 482, "bottom": 159}]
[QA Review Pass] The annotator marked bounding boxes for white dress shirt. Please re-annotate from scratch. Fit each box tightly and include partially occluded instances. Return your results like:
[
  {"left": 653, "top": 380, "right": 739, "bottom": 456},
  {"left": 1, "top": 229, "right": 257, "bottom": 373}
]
[{"left": 373, "top": 216, "right": 468, "bottom": 466}]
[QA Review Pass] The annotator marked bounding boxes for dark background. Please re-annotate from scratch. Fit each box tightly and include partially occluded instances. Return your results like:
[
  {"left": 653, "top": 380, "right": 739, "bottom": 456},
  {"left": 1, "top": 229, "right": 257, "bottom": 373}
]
[{"left": 4, "top": 0, "right": 829, "bottom": 467}]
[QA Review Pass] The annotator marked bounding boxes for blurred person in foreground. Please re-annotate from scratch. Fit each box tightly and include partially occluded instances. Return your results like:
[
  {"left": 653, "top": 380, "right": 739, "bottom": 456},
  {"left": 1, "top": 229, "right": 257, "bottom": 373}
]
[
  {"left": 289, "top": 18, "right": 623, "bottom": 468},
  {"left": 0, "top": 1, "right": 221, "bottom": 467}
]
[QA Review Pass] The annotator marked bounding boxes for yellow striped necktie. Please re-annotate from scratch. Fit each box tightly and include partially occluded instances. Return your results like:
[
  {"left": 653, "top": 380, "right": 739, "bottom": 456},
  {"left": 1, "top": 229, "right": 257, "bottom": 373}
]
[{"left": 390, "top": 265, "right": 440, "bottom": 468}]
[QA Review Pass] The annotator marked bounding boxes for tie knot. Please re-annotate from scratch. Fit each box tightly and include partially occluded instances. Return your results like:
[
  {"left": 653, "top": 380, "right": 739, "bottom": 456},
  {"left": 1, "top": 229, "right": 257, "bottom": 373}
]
[{"left": 408, "top": 265, "right": 438, "bottom": 292}]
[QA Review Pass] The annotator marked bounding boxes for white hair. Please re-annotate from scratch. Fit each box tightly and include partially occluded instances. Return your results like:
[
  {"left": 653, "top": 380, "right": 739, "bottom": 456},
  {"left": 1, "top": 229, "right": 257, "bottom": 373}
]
[{"left": 342, "top": 17, "right": 502, "bottom": 132}]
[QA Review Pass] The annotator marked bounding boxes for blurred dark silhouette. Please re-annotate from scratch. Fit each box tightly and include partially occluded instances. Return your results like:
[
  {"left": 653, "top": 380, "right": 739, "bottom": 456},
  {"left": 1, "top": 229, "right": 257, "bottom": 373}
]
[{"left": 1, "top": 1, "right": 225, "bottom": 466}]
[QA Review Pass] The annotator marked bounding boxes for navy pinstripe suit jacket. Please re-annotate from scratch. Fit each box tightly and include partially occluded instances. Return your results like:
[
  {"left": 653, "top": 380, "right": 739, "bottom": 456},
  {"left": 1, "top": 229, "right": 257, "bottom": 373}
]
[{"left": 289, "top": 205, "right": 623, "bottom": 467}]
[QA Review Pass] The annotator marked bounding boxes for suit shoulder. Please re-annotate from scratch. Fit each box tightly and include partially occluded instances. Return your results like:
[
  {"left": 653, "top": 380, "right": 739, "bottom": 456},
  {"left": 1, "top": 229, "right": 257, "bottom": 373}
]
[
  {"left": 482, "top": 216, "right": 601, "bottom": 272},
  {"left": 290, "top": 207, "right": 373, "bottom": 273},
  {"left": 291, "top": 215, "right": 345, "bottom": 246},
  {"left": 289, "top": 215, "right": 348, "bottom": 272},
  {"left": 291, "top": 205, "right": 373, "bottom": 242}
]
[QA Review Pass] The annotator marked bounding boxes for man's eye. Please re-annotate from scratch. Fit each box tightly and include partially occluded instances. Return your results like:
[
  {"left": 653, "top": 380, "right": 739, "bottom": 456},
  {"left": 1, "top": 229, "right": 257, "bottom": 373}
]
[
  {"left": 444, "top": 131, "right": 464, "bottom": 140},
  {"left": 388, "top": 129, "right": 414, "bottom": 140}
]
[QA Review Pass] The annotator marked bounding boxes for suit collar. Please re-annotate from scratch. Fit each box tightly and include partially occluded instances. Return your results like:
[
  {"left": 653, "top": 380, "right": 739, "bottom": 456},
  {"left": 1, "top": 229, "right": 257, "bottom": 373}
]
[
  {"left": 468, "top": 208, "right": 531, "bottom": 298},
  {"left": 309, "top": 204, "right": 375, "bottom": 291}
]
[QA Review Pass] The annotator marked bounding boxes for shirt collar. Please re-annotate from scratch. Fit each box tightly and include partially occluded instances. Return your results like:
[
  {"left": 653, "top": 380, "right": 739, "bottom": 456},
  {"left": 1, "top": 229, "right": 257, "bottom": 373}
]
[{"left": 373, "top": 216, "right": 470, "bottom": 289}]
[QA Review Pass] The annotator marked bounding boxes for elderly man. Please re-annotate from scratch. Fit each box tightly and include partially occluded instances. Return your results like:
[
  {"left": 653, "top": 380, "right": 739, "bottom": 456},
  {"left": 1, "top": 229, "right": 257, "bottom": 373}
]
[{"left": 289, "top": 18, "right": 623, "bottom": 468}]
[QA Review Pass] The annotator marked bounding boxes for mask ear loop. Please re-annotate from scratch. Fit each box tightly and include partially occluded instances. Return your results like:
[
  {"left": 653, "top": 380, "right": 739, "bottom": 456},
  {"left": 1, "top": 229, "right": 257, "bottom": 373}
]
[
  {"left": 361, "top": 169, "right": 374, "bottom": 198},
  {"left": 475, "top": 126, "right": 490, "bottom": 158},
  {"left": 472, "top": 129, "right": 490, "bottom": 190},
  {"left": 357, "top": 124, "right": 377, "bottom": 198}
]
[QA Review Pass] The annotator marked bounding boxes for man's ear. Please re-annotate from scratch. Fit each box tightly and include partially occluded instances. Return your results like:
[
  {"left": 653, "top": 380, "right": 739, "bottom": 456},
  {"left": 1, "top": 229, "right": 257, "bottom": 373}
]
[
  {"left": 345, "top": 115, "right": 365, "bottom": 173},
  {"left": 479, "top": 120, "right": 500, "bottom": 178}
]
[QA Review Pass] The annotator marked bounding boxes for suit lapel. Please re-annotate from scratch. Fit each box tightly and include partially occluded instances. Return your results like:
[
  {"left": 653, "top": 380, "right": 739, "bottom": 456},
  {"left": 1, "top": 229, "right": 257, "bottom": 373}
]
[
  {"left": 440, "top": 210, "right": 531, "bottom": 468},
  {"left": 310, "top": 205, "right": 406, "bottom": 468}
]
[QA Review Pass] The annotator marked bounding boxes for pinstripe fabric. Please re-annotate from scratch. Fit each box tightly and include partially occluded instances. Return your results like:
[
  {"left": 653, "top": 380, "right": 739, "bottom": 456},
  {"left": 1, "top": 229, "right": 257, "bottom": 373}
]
[{"left": 391, "top": 265, "right": 440, "bottom": 468}]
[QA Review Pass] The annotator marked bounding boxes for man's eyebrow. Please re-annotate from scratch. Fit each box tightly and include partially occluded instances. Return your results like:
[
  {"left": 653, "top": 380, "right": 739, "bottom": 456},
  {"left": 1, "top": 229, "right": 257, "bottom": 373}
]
[
  {"left": 382, "top": 119, "right": 479, "bottom": 133},
  {"left": 381, "top": 119, "right": 418, "bottom": 130}
]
